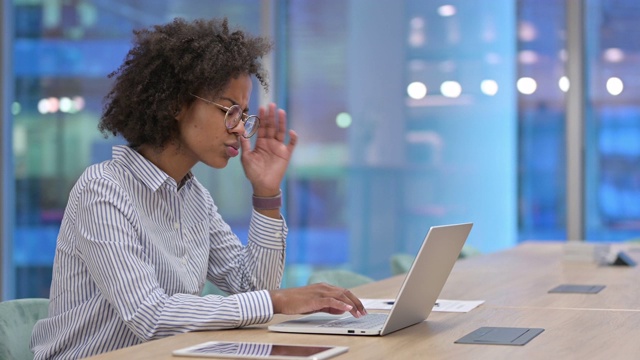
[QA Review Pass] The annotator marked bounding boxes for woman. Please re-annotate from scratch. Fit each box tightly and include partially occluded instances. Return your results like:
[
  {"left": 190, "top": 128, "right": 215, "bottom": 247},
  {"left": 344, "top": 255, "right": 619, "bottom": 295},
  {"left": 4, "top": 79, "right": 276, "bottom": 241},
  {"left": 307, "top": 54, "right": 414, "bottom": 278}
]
[{"left": 31, "top": 17, "right": 366, "bottom": 359}]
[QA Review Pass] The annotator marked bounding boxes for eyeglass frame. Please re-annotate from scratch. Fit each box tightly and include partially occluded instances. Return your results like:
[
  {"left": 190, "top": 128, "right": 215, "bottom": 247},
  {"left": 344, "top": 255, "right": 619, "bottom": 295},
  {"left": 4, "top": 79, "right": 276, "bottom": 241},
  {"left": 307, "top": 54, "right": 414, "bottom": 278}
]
[{"left": 189, "top": 93, "right": 260, "bottom": 138}]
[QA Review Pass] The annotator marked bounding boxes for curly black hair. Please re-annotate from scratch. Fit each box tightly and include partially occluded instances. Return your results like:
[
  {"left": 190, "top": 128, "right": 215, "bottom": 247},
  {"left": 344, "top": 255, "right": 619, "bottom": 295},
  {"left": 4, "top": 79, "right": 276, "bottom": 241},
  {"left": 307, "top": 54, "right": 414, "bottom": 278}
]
[{"left": 98, "top": 18, "right": 273, "bottom": 148}]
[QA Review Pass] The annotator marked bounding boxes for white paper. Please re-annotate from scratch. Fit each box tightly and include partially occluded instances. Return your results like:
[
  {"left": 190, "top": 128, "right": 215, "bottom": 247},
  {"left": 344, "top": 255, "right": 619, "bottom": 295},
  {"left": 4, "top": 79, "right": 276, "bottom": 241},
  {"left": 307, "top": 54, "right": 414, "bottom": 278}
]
[
  {"left": 432, "top": 299, "right": 485, "bottom": 312},
  {"left": 361, "top": 298, "right": 396, "bottom": 310},
  {"left": 361, "top": 298, "right": 484, "bottom": 313}
]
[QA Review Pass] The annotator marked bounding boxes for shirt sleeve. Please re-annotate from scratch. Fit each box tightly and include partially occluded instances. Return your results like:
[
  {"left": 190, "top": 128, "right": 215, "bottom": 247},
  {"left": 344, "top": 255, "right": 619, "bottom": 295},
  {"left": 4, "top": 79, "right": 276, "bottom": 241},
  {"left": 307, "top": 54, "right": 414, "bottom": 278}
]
[
  {"left": 205, "top": 205, "right": 287, "bottom": 296},
  {"left": 73, "top": 177, "right": 277, "bottom": 342}
]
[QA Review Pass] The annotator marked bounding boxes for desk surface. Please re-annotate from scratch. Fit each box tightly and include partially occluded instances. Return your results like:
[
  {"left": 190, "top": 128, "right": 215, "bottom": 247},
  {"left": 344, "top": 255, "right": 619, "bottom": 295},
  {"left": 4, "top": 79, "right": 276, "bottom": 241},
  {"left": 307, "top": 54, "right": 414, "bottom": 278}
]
[
  {"left": 87, "top": 308, "right": 640, "bottom": 360},
  {"left": 86, "top": 242, "right": 640, "bottom": 359},
  {"left": 441, "top": 241, "right": 640, "bottom": 311}
]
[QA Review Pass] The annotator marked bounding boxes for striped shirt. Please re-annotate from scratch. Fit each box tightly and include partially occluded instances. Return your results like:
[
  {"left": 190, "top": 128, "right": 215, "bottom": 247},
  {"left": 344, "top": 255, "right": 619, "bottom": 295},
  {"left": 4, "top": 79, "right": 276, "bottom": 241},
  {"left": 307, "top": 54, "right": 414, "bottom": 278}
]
[{"left": 30, "top": 145, "right": 287, "bottom": 359}]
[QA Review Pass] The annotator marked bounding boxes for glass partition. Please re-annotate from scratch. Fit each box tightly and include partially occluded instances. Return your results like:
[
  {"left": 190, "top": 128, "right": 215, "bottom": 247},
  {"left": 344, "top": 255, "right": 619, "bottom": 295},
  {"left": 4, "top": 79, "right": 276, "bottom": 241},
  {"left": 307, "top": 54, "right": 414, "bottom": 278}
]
[
  {"left": 283, "top": 0, "right": 517, "bottom": 282},
  {"left": 8, "top": 0, "right": 263, "bottom": 299},
  {"left": 4, "top": 0, "right": 519, "bottom": 297},
  {"left": 7, "top": 0, "right": 635, "bottom": 299},
  {"left": 516, "top": 0, "right": 567, "bottom": 241},
  {"left": 584, "top": 0, "right": 640, "bottom": 241}
]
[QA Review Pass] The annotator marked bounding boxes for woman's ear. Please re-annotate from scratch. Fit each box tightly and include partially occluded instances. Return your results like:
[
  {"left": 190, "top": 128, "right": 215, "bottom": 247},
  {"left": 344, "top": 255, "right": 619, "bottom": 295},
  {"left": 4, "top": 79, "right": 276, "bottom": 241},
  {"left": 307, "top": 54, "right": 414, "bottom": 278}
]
[{"left": 174, "top": 103, "right": 188, "bottom": 121}]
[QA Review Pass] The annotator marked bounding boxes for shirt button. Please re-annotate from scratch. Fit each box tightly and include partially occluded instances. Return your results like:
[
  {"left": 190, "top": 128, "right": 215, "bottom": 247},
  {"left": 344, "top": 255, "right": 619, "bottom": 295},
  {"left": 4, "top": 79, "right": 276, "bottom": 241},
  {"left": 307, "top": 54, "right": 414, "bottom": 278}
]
[
  {"left": 181, "top": 257, "right": 187, "bottom": 265},
  {"left": 173, "top": 222, "right": 180, "bottom": 230},
  {"left": 274, "top": 232, "right": 282, "bottom": 238}
]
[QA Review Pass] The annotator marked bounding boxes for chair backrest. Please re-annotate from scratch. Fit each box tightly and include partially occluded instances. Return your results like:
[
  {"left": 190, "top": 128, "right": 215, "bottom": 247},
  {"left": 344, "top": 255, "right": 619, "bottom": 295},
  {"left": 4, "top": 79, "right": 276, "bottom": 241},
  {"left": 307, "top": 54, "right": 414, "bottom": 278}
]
[
  {"left": 459, "top": 244, "right": 482, "bottom": 259},
  {"left": 307, "top": 269, "right": 374, "bottom": 288},
  {"left": 390, "top": 253, "right": 416, "bottom": 275},
  {"left": 201, "top": 281, "right": 228, "bottom": 296},
  {"left": 0, "top": 298, "right": 49, "bottom": 360},
  {"left": 390, "top": 245, "right": 483, "bottom": 275}
]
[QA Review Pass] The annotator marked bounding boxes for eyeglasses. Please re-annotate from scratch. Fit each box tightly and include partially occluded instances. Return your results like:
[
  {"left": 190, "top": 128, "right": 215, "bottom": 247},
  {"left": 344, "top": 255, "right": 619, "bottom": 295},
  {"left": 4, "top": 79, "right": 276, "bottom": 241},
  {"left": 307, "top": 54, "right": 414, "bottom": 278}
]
[{"left": 190, "top": 93, "right": 260, "bottom": 138}]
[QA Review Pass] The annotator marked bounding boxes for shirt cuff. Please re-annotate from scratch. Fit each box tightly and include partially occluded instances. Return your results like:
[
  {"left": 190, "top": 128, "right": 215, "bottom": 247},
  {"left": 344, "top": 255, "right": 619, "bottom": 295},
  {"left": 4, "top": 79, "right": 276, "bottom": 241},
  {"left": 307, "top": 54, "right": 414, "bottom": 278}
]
[
  {"left": 236, "top": 290, "right": 274, "bottom": 327},
  {"left": 248, "top": 210, "right": 288, "bottom": 250}
]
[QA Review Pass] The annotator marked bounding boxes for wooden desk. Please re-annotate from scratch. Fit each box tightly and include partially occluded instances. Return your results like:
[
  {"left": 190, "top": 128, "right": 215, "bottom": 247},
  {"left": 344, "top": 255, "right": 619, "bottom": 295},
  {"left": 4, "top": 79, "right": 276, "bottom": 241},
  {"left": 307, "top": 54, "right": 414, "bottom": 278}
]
[
  {"left": 441, "top": 241, "right": 640, "bottom": 311},
  {"left": 86, "top": 242, "right": 640, "bottom": 359},
  {"left": 87, "top": 307, "right": 639, "bottom": 360},
  {"left": 348, "top": 241, "right": 640, "bottom": 311}
]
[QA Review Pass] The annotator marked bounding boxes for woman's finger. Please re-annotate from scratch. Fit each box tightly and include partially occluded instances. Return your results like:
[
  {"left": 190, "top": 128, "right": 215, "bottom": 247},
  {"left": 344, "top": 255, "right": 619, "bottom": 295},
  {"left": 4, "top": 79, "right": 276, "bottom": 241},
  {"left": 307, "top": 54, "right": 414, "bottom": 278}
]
[
  {"left": 257, "top": 105, "right": 268, "bottom": 139},
  {"left": 263, "top": 103, "right": 277, "bottom": 139},
  {"left": 286, "top": 130, "right": 298, "bottom": 153},
  {"left": 275, "top": 108, "right": 287, "bottom": 142}
]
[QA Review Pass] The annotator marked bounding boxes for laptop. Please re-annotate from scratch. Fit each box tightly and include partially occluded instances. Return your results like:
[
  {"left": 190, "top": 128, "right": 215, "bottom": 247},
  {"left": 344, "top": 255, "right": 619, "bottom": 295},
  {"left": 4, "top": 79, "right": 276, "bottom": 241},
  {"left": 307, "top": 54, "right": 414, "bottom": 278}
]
[{"left": 268, "top": 222, "right": 473, "bottom": 336}]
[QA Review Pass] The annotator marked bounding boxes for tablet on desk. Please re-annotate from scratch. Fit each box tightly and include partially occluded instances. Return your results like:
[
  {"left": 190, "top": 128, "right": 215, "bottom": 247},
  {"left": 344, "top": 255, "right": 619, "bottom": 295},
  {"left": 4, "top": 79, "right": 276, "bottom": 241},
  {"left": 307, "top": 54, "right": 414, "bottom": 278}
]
[{"left": 172, "top": 341, "right": 348, "bottom": 360}]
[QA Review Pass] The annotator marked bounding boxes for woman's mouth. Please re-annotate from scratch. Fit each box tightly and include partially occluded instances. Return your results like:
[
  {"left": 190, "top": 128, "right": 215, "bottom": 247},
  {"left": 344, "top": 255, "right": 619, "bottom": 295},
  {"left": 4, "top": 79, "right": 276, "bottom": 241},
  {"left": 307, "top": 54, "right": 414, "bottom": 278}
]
[{"left": 226, "top": 145, "right": 239, "bottom": 157}]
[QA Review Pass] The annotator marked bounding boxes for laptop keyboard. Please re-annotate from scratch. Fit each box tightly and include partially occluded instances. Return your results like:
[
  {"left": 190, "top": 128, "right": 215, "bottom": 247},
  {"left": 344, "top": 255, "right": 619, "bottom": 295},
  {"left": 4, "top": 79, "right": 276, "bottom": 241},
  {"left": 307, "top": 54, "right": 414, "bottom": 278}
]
[{"left": 318, "top": 313, "right": 388, "bottom": 329}]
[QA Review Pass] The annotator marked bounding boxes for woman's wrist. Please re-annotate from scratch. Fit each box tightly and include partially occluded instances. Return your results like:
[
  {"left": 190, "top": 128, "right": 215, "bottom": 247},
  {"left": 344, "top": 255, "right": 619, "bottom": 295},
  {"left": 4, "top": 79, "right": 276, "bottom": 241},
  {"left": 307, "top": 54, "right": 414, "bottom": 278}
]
[{"left": 252, "top": 189, "right": 282, "bottom": 210}]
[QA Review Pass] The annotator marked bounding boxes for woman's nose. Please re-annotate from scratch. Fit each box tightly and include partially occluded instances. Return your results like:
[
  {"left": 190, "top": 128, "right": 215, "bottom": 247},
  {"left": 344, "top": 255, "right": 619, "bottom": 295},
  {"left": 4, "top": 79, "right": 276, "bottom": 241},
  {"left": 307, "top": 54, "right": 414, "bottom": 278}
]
[{"left": 228, "top": 119, "right": 247, "bottom": 137}]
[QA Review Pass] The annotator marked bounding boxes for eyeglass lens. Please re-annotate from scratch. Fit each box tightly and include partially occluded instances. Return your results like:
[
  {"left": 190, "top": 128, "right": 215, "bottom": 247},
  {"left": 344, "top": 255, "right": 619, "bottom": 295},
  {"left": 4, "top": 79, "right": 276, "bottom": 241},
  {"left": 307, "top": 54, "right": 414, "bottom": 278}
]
[{"left": 224, "top": 105, "right": 258, "bottom": 138}]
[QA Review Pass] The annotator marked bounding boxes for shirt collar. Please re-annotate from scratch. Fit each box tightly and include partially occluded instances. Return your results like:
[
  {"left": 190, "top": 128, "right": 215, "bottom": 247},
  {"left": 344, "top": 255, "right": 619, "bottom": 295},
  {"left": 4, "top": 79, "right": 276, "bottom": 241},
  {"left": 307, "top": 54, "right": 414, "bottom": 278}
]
[{"left": 112, "top": 145, "right": 194, "bottom": 192}]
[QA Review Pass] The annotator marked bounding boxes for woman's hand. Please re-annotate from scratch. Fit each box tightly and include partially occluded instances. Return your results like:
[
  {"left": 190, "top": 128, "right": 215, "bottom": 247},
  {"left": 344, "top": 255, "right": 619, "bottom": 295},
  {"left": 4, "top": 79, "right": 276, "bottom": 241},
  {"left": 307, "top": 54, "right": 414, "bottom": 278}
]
[
  {"left": 240, "top": 103, "right": 298, "bottom": 197},
  {"left": 269, "top": 283, "right": 368, "bottom": 318}
]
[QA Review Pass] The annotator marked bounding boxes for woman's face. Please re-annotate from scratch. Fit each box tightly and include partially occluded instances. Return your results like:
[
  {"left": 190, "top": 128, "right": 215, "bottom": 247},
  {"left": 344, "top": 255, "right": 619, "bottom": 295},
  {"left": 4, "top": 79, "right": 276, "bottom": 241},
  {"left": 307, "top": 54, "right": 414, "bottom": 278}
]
[{"left": 177, "top": 74, "right": 253, "bottom": 169}]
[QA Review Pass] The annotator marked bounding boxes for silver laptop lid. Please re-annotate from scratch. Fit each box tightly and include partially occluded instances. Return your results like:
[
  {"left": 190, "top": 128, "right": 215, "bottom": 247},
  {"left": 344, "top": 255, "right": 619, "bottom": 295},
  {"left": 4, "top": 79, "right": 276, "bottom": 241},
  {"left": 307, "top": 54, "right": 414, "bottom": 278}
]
[{"left": 380, "top": 223, "right": 473, "bottom": 335}]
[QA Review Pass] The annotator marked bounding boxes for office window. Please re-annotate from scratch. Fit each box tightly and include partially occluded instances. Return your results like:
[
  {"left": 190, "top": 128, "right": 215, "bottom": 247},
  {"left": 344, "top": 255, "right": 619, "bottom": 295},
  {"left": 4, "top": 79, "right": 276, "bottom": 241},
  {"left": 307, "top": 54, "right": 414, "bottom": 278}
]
[
  {"left": 517, "top": 0, "right": 640, "bottom": 242},
  {"left": 3, "top": 0, "right": 520, "bottom": 298},
  {"left": 584, "top": 0, "right": 640, "bottom": 241},
  {"left": 517, "top": 0, "right": 567, "bottom": 240},
  {"left": 8, "top": 0, "right": 635, "bottom": 299},
  {"left": 283, "top": 0, "right": 517, "bottom": 281},
  {"left": 6, "top": 0, "right": 264, "bottom": 299}
]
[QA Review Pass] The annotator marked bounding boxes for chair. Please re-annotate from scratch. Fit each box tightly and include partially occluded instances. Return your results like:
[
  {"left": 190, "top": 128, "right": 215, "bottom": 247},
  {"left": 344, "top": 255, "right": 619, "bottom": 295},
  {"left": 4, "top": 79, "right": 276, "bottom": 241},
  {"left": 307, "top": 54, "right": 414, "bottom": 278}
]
[
  {"left": 201, "top": 281, "right": 228, "bottom": 296},
  {"left": 0, "top": 298, "right": 49, "bottom": 360},
  {"left": 459, "top": 244, "right": 482, "bottom": 259},
  {"left": 390, "top": 253, "right": 415, "bottom": 275},
  {"left": 307, "top": 269, "right": 374, "bottom": 288},
  {"left": 390, "top": 245, "right": 483, "bottom": 275}
]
